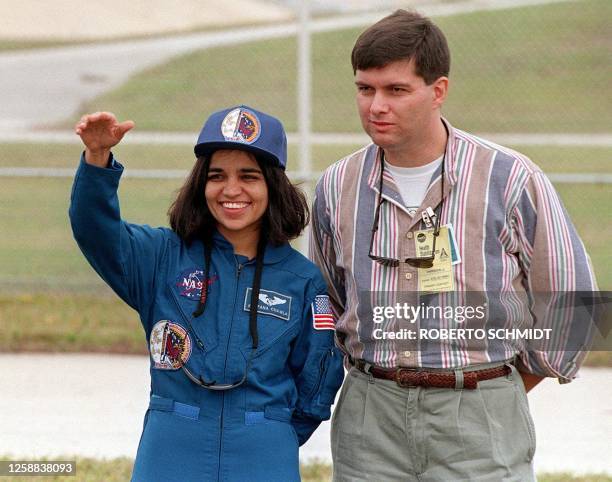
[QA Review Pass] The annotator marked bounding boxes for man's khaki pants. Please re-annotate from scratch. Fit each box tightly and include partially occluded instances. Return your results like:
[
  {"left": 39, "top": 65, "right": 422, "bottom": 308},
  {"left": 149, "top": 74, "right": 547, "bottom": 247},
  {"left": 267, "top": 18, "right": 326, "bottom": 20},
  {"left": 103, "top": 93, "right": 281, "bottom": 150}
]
[{"left": 331, "top": 362, "right": 536, "bottom": 482}]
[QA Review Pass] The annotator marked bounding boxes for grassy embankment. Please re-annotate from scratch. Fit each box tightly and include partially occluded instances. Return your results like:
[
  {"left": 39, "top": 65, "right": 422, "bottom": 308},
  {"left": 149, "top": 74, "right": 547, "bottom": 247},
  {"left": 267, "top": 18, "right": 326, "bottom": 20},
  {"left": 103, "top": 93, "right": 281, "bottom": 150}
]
[{"left": 71, "top": 0, "right": 611, "bottom": 133}]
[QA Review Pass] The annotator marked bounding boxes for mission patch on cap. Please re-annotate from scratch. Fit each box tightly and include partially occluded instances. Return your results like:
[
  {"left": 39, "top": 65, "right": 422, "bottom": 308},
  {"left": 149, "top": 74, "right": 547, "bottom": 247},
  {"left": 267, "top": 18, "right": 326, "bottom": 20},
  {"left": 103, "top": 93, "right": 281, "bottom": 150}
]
[{"left": 221, "top": 107, "right": 261, "bottom": 144}]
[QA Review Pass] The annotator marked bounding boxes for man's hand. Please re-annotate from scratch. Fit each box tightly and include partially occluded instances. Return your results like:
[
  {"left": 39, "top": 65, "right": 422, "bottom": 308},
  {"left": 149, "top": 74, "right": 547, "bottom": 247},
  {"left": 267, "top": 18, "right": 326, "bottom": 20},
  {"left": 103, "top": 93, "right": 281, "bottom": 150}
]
[
  {"left": 75, "top": 112, "right": 135, "bottom": 167},
  {"left": 519, "top": 370, "right": 544, "bottom": 393}
]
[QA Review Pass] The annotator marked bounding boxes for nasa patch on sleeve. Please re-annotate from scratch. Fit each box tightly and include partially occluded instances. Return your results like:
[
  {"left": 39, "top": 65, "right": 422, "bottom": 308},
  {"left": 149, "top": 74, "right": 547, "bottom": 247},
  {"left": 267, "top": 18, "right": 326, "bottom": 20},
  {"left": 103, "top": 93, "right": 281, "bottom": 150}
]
[{"left": 243, "top": 288, "right": 292, "bottom": 321}]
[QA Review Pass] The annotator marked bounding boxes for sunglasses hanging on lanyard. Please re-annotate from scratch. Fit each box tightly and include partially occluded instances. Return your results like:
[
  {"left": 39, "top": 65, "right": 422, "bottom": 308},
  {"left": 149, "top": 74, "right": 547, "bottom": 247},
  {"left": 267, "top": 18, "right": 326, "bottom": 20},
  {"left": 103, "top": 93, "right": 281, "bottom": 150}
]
[{"left": 368, "top": 126, "right": 447, "bottom": 269}]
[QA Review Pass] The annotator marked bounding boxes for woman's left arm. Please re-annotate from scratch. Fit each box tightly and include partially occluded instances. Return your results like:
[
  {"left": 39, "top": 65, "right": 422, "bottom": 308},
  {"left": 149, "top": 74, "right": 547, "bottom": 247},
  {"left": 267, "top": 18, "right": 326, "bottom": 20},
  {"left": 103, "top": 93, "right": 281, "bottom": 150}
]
[{"left": 288, "top": 284, "right": 345, "bottom": 446}]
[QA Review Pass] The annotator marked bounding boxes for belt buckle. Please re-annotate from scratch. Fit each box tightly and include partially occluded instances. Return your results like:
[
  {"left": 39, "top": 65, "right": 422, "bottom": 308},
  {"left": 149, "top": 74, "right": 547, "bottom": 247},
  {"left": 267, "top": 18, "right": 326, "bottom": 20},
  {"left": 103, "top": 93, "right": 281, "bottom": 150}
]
[{"left": 395, "top": 368, "right": 423, "bottom": 388}]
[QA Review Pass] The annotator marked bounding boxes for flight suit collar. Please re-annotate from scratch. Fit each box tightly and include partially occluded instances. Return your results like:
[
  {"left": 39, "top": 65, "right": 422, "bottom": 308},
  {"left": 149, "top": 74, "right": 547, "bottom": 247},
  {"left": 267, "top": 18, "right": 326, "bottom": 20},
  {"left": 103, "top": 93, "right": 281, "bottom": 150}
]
[{"left": 211, "top": 229, "right": 292, "bottom": 265}]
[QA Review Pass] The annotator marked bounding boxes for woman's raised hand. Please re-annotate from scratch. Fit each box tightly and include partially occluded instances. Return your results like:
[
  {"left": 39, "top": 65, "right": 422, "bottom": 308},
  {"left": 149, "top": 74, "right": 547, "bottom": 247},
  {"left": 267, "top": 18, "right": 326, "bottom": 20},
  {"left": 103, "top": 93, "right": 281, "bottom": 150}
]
[{"left": 75, "top": 112, "right": 135, "bottom": 167}]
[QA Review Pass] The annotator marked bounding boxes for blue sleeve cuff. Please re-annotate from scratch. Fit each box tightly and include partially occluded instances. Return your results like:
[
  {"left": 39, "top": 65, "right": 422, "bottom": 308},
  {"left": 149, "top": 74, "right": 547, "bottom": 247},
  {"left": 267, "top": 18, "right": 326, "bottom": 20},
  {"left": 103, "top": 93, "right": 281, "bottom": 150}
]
[
  {"left": 78, "top": 151, "right": 124, "bottom": 172},
  {"left": 291, "top": 411, "right": 322, "bottom": 446}
]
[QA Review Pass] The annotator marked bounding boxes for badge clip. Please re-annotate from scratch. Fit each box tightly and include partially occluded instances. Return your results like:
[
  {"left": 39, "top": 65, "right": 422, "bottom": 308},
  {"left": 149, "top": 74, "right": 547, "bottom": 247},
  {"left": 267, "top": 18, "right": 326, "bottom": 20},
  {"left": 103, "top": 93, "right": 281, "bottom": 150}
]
[
  {"left": 426, "top": 207, "right": 437, "bottom": 226},
  {"left": 421, "top": 208, "right": 434, "bottom": 229}
]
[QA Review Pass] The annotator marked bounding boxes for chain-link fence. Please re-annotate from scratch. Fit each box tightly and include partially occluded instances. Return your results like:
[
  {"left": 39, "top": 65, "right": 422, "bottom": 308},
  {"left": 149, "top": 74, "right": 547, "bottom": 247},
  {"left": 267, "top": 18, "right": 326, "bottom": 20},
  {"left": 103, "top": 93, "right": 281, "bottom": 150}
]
[{"left": 0, "top": 4, "right": 609, "bottom": 466}]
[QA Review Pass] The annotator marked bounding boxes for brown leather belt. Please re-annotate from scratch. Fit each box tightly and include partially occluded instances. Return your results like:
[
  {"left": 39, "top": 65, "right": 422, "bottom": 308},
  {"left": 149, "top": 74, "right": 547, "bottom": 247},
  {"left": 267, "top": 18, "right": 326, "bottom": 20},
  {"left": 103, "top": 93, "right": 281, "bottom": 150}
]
[{"left": 352, "top": 359, "right": 511, "bottom": 390}]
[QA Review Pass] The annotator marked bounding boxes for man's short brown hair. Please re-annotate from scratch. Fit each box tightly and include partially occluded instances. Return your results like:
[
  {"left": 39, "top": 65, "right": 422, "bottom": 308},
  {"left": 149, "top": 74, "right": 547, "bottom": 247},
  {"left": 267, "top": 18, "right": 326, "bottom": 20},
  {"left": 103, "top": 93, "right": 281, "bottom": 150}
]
[{"left": 351, "top": 9, "right": 450, "bottom": 85}]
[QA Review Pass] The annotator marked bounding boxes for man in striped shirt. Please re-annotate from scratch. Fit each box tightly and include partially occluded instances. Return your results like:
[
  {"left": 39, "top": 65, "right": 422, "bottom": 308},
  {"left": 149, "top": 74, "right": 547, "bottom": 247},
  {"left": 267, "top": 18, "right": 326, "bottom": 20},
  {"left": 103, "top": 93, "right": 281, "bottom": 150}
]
[{"left": 310, "top": 9, "right": 597, "bottom": 481}]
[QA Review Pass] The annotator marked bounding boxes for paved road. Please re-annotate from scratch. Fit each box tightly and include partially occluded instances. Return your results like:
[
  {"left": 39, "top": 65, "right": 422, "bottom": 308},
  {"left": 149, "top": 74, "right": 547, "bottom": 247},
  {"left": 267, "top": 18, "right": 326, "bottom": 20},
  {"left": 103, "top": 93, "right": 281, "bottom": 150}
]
[
  {"left": 0, "top": 354, "right": 610, "bottom": 475},
  {"left": 0, "top": 24, "right": 298, "bottom": 131}
]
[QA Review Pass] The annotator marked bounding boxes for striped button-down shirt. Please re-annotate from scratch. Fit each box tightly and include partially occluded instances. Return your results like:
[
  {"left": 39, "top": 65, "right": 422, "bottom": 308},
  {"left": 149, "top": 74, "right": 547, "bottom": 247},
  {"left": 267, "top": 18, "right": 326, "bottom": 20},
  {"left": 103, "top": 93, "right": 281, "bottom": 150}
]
[{"left": 309, "top": 119, "right": 597, "bottom": 382}]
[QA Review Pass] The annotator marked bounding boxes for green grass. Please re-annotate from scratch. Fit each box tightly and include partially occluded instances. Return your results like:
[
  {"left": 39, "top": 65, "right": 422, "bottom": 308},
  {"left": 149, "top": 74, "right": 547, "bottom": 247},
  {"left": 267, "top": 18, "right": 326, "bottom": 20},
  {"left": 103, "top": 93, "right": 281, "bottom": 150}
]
[
  {"left": 555, "top": 184, "right": 611, "bottom": 290},
  {"left": 509, "top": 146, "right": 612, "bottom": 174},
  {"left": 438, "top": 0, "right": 612, "bottom": 133},
  {"left": 0, "top": 292, "right": 146, "bottom": 353},
  {"left": 0, "top": 177, "right": 176, "bottom": 287},
  {"left": 0, "top": 457, "right": 609, "bottom": 482},
  {"left": 537, "top": 475, "right": 612, "bottom": 482},
  {"left": 68, "top": 0, "right": 612, "bottom": 133},
  {"left": 0, "top": 141, "right": 609, "bottom": 290}
]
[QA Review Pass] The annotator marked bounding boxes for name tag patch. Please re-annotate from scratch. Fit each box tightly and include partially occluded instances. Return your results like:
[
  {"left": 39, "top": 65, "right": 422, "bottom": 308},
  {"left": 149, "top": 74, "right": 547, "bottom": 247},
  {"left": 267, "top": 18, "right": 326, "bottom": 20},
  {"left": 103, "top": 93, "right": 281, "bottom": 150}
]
[{"left": 243, "top": 288, "right": 292, "bottom": 321}]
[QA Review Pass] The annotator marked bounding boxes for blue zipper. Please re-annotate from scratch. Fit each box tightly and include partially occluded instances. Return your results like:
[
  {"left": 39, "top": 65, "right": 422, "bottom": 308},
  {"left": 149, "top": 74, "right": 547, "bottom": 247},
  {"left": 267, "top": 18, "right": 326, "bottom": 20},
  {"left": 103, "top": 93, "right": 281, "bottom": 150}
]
[{"left": 217, "top": 260, "right": 243, "bottom": 481}]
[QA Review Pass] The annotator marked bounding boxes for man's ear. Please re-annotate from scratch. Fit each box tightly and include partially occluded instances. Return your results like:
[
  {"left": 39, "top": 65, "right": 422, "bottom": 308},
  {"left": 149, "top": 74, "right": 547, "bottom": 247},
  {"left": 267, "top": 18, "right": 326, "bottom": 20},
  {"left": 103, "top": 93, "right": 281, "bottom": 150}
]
[{"left": 432, "top": 76, "right": 449, "bottom": 109}]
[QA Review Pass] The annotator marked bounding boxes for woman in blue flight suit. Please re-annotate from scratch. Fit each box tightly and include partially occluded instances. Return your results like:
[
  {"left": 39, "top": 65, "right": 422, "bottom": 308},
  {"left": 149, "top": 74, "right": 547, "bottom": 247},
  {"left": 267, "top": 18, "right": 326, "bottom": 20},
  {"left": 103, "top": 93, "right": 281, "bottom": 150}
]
[{"left": 70, "top": 106, "right": 344, "bottom": 482}]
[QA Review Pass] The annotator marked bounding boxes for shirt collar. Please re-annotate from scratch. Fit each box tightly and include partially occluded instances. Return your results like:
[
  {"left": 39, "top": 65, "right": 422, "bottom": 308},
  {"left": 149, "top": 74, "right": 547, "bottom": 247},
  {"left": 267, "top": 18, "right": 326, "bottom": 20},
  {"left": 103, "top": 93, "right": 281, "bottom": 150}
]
[
  {"left": 364, "top": 118, "right": 458, "bottom": 228},
  {"left": 367, "top": 117, "right": 458, "bottom": 200}
]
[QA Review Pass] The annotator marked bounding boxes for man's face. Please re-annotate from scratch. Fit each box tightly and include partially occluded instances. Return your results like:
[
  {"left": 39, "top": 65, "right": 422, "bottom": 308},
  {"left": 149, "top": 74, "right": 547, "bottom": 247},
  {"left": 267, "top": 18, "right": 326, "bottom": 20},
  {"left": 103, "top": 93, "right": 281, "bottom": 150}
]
[{"left": 355, "top": 59, "right": 447, "bottom": 155}]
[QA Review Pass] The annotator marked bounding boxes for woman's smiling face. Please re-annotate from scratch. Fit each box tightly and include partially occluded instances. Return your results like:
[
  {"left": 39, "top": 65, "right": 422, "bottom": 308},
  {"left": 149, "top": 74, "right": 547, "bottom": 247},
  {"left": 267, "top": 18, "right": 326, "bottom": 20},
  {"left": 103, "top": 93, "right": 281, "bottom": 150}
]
[{"left": 204, "top": 149, "right": 268, "bottom": 243}]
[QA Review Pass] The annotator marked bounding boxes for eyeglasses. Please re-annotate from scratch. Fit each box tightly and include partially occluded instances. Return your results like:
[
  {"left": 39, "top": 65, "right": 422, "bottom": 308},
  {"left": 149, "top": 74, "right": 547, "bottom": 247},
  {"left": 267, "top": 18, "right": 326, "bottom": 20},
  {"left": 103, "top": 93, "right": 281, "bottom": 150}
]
[{"left": 368, "top": 142, "right": 446, "bottom": 270}]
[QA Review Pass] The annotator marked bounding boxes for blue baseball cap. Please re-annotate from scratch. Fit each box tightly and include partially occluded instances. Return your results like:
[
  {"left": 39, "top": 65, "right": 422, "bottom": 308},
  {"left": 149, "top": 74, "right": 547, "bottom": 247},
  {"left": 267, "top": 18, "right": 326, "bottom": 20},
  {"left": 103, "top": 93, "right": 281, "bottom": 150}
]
[{"left": 194, "top": 105, "right": 287, "bottom": 169}]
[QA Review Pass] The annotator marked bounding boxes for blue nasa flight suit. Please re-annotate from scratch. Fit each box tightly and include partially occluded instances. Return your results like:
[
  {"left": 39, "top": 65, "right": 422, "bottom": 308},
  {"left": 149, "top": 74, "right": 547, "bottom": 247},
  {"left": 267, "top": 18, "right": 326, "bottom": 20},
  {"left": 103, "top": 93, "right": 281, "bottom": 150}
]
[{"left": 69, "top": 156, "right": 344, "bottom": 482}]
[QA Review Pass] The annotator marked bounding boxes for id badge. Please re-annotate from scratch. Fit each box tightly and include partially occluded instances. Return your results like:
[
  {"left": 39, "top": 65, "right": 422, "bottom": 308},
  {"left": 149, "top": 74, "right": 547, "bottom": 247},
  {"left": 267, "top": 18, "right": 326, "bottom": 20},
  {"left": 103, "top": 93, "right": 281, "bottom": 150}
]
[{"left": 415, "top": 226, "right": 455, "bottom": 293}]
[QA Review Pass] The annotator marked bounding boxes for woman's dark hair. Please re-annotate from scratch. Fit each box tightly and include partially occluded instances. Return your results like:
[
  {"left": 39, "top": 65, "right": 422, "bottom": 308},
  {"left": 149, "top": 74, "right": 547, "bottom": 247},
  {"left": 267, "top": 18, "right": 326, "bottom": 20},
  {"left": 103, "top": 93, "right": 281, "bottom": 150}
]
[{"left": 168, "top": 154, "right": 309, "bottom": 245}]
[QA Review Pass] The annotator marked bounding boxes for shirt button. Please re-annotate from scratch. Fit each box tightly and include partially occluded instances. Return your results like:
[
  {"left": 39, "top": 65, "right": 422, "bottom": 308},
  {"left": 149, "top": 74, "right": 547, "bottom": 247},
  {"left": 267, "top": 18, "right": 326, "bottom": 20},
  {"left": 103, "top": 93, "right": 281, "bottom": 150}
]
[
  {"left": 405, "top": 273, "right": 412, "bottom": 280},
  {"left": 403, "top": 351, "right": 411, "bottom": 357},
  {"left": 406, "top": 232, "right": 413, "bottom": 239}
]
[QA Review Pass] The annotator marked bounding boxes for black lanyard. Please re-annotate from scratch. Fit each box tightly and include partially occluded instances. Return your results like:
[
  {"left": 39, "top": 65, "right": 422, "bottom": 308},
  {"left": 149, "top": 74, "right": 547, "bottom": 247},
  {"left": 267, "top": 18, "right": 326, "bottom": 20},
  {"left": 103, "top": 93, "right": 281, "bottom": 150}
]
[{"left": 183, "top": 234, "right": 265, "bottom": 390}]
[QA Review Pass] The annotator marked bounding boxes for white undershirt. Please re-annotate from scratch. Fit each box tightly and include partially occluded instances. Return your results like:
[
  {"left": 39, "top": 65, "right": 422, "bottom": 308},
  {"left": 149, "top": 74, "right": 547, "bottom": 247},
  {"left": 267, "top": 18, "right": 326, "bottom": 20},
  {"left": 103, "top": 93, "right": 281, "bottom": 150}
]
[{"left": 385, "top": 156, "right": 443, "bottom": 217}]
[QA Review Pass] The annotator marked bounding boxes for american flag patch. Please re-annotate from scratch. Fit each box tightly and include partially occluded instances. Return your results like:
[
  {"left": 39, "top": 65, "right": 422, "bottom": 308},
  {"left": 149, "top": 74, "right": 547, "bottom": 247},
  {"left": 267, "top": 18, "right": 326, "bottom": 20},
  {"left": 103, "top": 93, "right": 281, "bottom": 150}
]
[{"left": 312, "top": 295, "right": 335, "bottom": 330}]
